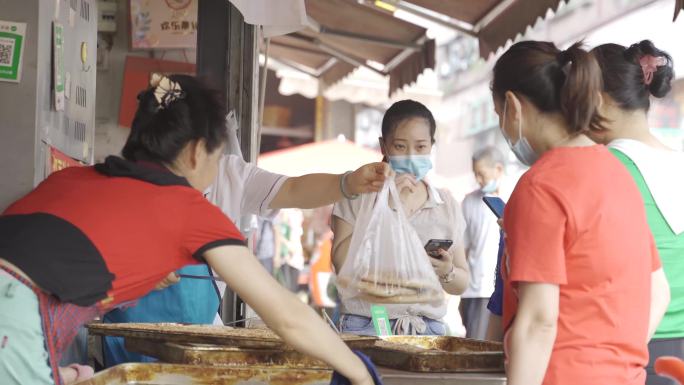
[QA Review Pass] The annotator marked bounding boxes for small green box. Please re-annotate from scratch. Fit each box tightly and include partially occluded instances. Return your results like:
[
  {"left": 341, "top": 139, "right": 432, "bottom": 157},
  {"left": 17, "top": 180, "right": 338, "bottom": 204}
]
[{"left": 371, "top": 305, "right": 392, "bottom": 336}]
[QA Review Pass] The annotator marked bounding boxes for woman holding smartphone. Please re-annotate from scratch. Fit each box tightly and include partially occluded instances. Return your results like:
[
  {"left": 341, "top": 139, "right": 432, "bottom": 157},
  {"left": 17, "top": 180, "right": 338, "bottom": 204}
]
[
  {"left": 331, "top": 99, "right": 469, "bottom": 336},
  {"left": 492, "top": 41, "right": 667, "bottom": 385}
]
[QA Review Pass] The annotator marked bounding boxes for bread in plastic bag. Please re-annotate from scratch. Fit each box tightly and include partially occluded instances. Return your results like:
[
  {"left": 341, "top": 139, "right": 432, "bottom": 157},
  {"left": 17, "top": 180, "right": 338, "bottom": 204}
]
[{"left": 337, "top": 177, "right": 443, "bottom": 304}]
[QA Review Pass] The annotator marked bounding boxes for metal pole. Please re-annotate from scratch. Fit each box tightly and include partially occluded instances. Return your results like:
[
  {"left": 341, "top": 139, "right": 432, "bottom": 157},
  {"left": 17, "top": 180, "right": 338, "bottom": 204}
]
[
  {"left": 197, "top": 0, "right": 230, "bottom": 104},
  {"left": 197, "top": 0, "right": 258, "bottom": 326},
  {"left": 315, "top": 41, "right": 388, "bottom": 76},
  {"left": 257, "top": 29, "right": 270, "bottom": 155},
  {"left": 317, "top": 27, "right": 421, "bottom": 51},
  {"left": 358, "top": 0, "right": 476, "bottom": 36},
  {"left": 472, "top": 0, "right": 516, "bottom": 33}
]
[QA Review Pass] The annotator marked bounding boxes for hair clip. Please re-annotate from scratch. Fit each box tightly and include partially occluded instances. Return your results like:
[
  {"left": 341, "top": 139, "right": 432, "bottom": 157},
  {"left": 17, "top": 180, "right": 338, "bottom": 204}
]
[
  {"left": 556, "top": 50, "right": 573, "bottom": 77},
  {"left": 150, "top": 73, "right": 184, "bottom": 109},
  {"left": 560, "top": 61, "right": 572, "bottom": 77},
  {"left": 639, "top": 55, "right": 667, "bottom": 86}
]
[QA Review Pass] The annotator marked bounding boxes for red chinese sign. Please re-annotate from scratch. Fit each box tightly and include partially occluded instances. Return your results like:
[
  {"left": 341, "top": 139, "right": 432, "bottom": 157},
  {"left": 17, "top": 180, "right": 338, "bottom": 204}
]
[{"left": 49, "top": 146, "right": 84, "bottom": 174}]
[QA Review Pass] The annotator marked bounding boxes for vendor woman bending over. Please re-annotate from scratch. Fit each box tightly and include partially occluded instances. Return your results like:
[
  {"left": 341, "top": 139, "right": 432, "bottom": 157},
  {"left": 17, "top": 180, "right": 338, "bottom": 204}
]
[
  {"left": 0, "top": 74, "right": 379, "bottom": 385},
  {"left": 104, "top": 96, "right": 390, "bottom": 366},
  {"left": 332, "top": 99, "right": 470, "bottom": 336}
]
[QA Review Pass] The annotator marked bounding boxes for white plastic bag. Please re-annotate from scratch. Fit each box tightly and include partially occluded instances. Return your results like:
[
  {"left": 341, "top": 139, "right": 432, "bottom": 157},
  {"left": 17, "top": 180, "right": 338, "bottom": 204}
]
[{"left": 337, "top": 177, "right": 443, "bottom": 304}]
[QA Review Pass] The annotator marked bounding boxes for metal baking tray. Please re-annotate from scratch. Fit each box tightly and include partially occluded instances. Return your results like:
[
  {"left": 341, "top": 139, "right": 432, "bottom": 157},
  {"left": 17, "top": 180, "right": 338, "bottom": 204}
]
[
  {"left": 125, "top": 337, "right": 329, "bottom": 369},
  {"left": 361, "top": 336, "right": 504, "bottom": 373},
  {"left": 75, "top": 363, "right": 332, "bottom": 385},
  {"left": 87, "top": 323, "right": 377, "bottom": 351}
]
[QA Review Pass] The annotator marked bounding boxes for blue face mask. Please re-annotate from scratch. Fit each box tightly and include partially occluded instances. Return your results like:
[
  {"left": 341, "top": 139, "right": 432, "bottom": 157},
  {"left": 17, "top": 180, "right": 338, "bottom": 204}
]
[
  {"left": 501, "top": 100, "right": 538, "bottom": 166},
  {"left": 481, "top": 178, "right": 499, "bottom": 194},
  {"left": 388, "top": 155, "right": 433, "bottom": 181}
]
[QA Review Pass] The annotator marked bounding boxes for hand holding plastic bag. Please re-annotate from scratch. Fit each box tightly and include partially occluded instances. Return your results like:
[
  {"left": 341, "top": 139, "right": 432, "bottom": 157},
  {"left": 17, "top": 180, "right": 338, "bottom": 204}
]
[{"left": 337, "top": 177, "right": 442, "bottom": 304}]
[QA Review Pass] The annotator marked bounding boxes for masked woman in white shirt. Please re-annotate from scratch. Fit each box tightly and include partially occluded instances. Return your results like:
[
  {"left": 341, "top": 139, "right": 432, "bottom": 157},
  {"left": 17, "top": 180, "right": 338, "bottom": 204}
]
[{"left": 332, "top": 100, "right": 469, "bottom": 336}]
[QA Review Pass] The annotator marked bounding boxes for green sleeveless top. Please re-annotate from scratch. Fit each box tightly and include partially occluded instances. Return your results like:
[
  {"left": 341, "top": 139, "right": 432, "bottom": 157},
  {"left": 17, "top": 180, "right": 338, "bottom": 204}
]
[{"left": 611, "top": 148, "right": 684, "bottom": 339}]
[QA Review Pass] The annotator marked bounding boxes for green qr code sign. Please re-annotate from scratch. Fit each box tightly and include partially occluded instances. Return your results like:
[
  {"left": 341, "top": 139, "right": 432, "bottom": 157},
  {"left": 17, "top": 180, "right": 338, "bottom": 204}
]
[
  {"left": 370, "top": 305, "right": 393, "bottom": 337},
  {"left": 0, "top": 21, "right": 26, "bottom": 83},
  {"left": 0, "top": 37, "right": 16, "bottom": 66}
]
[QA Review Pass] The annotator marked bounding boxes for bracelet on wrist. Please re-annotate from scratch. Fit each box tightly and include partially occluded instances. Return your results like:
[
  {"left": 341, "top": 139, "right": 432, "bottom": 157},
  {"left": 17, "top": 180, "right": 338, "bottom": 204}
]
[
  {"left": 340, "top": 171, "right": 360, "bottom": 200},
  {"left": 439, "top": 265, "right": 456, "bottom": 284}
]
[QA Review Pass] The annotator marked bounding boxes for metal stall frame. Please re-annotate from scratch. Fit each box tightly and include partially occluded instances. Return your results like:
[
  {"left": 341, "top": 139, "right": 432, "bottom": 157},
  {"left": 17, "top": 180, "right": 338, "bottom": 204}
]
[{"left": 196, "top": 0, "right": 259, "bottom": 325}]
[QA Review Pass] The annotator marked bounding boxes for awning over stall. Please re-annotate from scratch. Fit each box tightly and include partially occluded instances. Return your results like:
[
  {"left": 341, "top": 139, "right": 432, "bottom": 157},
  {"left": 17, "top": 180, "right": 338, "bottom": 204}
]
[
  {"left": 233, "top": 0, "right": 568, "bottom": 97},
  {"left": 268, "top": 0, "right": 434, "bottom": 95},
  {"left": 397, "top": 0, "right": 568, "bottom": 57},
  {"left": 275, "top": 65, "right": 443, "bottom": 108},
  {"left": 258, "top": 139, "right": 382, "bottom": 176}
]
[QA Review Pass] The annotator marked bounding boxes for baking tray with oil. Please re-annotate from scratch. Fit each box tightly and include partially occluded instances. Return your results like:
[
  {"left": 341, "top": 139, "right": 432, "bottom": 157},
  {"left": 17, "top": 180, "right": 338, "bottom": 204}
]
[
  {"left": 125, "top": 338, "right": 329, "bottom": 369},
  {"left": 363, "top": 336, "right": 505, "bottom": 373},
  {"left": 74, "top": 363, "right": 332, "bottom": 385},
  {"left": 87, "top": 323, "right": 377, "bottom": 351}
]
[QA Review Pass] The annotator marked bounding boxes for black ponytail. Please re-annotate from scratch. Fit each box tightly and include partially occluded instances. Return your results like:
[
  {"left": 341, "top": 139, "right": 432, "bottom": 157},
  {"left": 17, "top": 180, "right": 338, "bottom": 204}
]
[
  {"left": 122, "top": 75, "right": 228, "bottom": 164},
  {"left": 592, "top": 40, "right": 674, "bottom": 111},
  {"left": 492, "top": 40, "right": 605, "bottom": 134},
  {"left": 558, "top": 42, "right": 606, "bottom": 132}
]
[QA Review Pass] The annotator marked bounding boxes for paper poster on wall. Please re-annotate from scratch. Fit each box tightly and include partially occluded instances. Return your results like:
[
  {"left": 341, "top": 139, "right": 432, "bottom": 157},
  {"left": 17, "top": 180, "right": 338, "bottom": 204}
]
[
  {"left": 53, "top": 22, "right": 65, "bottom": 111},
  {"left": 0, "top": 21, "right": 27, "bottom": 83},
  {"left": 54, "top": 0, "right": 61, "bottom": 20},
  {"left": 49, "top": 146, "right": 84, "bottom": 174},
  {"left": 129, "top": 0, "right": 197, "bottom": 50},
  {"left": 65, "top": 71, "right": 71, "bottom": 99},
  {"left": 69, "top": 2, "right": 76, "bottom": 27}
]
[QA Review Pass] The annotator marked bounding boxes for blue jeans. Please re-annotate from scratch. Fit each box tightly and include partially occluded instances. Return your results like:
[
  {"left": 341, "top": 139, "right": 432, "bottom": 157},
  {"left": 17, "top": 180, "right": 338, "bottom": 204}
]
[{"left": 339, "top": 314, "right": 446, "bottom": 336}]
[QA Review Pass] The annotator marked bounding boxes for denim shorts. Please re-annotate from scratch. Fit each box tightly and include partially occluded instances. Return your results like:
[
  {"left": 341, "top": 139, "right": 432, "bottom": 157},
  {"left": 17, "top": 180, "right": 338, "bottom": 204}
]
[
  {"left": 339, "top": 313, "right": 446, "bottom": 336},
  {"left": 0, "top": 271, "right": 53, "bottom": 385}
]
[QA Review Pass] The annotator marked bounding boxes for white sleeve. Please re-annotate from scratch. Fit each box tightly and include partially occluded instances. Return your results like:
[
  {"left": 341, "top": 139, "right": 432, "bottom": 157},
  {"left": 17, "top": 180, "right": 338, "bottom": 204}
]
[
  {"left": 332, "top": 195, "right": 364, "bottom": 227},
  {"left": 207, "top": 154, "right": 287, "bottom": 220},
  {"left": 240, "top": 159, "right": 288, "bottom": 218}
]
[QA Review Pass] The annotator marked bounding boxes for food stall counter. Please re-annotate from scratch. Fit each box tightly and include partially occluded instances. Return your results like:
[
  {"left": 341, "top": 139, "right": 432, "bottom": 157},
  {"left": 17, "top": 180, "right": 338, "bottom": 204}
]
[{"left": 380, "top": 367, "right": 506, "bottom": 385}]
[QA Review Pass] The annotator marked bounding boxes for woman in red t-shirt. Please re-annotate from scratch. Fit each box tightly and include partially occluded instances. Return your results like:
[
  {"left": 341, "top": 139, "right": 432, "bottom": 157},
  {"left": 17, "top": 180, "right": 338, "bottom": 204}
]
[
  {"left": 0, "top": 75, "right": 380, "bottom": 385},
  {"left": 490, "top": 41, "right": 669, "bottom": 385}
]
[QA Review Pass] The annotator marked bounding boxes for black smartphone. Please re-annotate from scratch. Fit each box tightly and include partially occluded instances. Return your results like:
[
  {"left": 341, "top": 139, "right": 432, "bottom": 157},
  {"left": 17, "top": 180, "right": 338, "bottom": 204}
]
[
  {"left": 482, "top": 196, "right": 506, "bottom": 219},
  {"left": 425, "top": 239, "right": 453, "bottom": 259}
]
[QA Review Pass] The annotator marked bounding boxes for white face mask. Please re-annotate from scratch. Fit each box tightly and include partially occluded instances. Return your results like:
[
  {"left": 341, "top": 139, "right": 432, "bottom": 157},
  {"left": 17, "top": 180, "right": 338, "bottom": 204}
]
[
  {"left": 501, "top": 100, "right": 538, "bottom": 166},
  {"left": 481, "top": 178, "right": 498, "bottom": 194}
]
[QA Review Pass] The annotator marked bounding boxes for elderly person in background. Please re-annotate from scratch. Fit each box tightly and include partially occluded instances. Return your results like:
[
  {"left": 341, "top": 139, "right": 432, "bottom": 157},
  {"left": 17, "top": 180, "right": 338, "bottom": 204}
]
[{"left": 460, "top": 146, "right": 508, "bottom": 340}]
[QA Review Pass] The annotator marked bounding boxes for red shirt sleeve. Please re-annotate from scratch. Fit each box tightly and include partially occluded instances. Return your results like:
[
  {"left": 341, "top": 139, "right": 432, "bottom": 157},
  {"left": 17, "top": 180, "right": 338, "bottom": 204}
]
[
  {"left": 504, "top": 180, "right": 569, "bottom": 285},
  {"left": 182, "top": 194, "right": 246, "bottom": 261}
]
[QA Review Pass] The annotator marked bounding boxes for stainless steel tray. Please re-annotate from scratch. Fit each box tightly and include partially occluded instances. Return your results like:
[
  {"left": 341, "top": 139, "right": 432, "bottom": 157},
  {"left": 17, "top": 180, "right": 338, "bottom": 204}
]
[
  {"left": 361, "top": 336, "right": 505, "bottom": 373},
  {"left": 87, "top": 323, "right": 377, "bottom": 350},
  {"left": 75, "top": 363, "right": 332, "bottom": 385},
  {"left": 125, "top": 338, "right": 329, "bottom": 369}
]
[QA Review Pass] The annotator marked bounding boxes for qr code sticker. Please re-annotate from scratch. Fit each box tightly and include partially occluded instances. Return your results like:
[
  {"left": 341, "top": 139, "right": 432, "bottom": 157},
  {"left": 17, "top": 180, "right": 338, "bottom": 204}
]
[{"left": 0, "top": 38, "right": 15, "bottom": 66}]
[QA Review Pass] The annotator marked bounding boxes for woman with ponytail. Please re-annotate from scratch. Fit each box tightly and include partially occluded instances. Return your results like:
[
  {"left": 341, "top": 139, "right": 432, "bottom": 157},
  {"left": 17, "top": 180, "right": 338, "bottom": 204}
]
[
  {"left": 591, "top": 40, "right": 680, "bottom": 385},
  {"left": 491, "top": 41, "right": 666, "bottom": 385}
]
